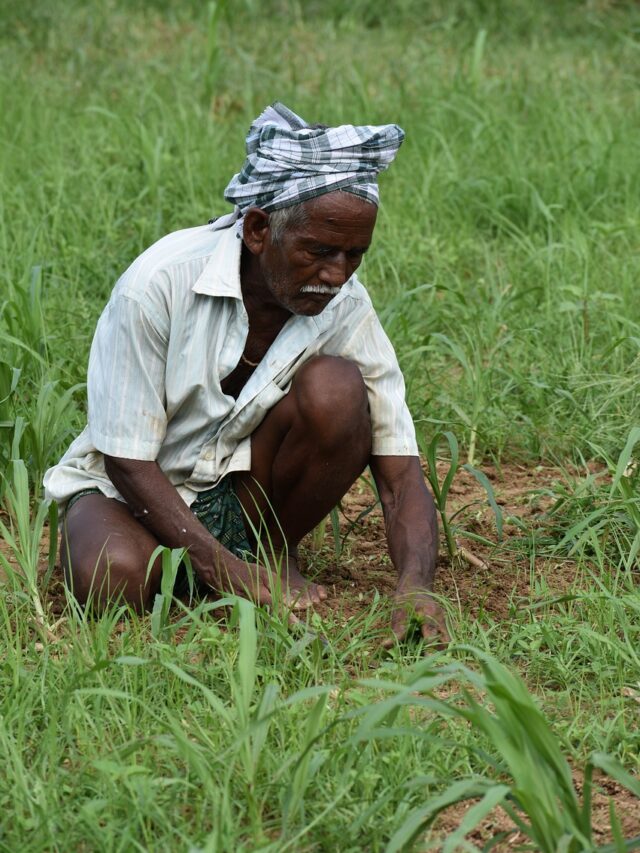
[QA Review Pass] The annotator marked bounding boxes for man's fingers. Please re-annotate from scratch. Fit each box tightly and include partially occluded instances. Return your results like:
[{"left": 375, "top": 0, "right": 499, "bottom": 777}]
[
  {"left": 281, "top": 582, "right": 326, "bottom": 610},
  {"left": 384, "top": 599, "right": 450, "bottom": 650},
  {"left": 220, "top": 562, "right": 327, "bottom": 613},
  {"left": 280, "top": 586, "right": 312, "bottom": 610},
  {"left": 287, "top": 610, "right": 302, "bottom": 628},
  {"left": 382, "top": 611, "right": 408, "bottom": 649},
  {"left": 420, "top": 617, "right": 450, "bottom": 650},
  {"left": 256, "top": 583, "right": 273, "bottom": 607}
]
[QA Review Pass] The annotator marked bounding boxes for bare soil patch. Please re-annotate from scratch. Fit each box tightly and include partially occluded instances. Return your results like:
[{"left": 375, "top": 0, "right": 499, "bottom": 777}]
[
  {"left": 9, "top": 460, "right": 573, "bottom": 622},
  {"left": 302, "top": 461, "right": 576, "bottom": 623},
  {"left": 298, "top": 461, "right": 640, "bottom": 845}
]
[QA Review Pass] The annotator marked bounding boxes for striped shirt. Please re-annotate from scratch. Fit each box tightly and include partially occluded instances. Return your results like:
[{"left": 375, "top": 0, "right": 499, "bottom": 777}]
[{"left": 44, "top": 214, "right": 418, "bottom": 507}]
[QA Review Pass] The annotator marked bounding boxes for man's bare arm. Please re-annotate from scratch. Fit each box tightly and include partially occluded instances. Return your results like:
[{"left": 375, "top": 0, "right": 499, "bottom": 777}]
[
  {"left": 104, "top": 455, "right": 273, "bottom": 603},
  {"left": 369, "top": 455, "right": 449, "bottom": 645}
]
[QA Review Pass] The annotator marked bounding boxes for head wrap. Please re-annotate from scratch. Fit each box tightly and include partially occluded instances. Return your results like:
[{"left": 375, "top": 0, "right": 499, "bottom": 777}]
[{"left": 223, "top": 102, "right": 404, "bottom": 215}]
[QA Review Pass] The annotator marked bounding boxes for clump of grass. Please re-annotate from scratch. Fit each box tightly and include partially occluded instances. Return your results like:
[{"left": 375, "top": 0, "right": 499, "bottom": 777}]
[
  {"left": 0, "top": 459, "right": 57, "bottom": 639},
  {"left": 356, "top": 648, "right": 640, "bottom": 852},
  {"left": 547, "top": 427, "right": 640, "bottom": 571},
  {"left": 419, "top": 427, "right": 503, "bottom": 562}
]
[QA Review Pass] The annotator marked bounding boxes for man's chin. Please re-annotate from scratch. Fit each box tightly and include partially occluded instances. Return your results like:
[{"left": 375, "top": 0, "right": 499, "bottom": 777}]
[
  {"left": 288, "top": 306, "right": 324, "bottom": 318},
  {"left": 292, "top": 292, "right": 338, "bottom": 316}
]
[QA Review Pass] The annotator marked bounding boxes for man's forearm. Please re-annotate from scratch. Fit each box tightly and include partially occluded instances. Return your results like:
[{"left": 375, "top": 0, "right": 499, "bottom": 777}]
[
  {"left": 370, "top": 455, "right": 439, "bottom": 588},
  {"left": 103, "top": 455, "right": 236, "bottom": 585}
]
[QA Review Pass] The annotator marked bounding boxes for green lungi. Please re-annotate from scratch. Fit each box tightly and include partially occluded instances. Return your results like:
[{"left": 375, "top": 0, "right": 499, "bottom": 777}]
[{"left": 65, "top": 477, "right": 252, "bottom": 560}]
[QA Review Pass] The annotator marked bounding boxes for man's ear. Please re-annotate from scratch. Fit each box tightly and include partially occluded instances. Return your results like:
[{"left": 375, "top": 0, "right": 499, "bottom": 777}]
[{"left": 242, "top": 207, "right": 270, "bottom": 255}]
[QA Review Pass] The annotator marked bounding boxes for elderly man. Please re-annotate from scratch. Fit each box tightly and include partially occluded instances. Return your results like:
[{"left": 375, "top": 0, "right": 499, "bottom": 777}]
[{"left": 44, "top": 102, "right": 447, "bottom": 644}]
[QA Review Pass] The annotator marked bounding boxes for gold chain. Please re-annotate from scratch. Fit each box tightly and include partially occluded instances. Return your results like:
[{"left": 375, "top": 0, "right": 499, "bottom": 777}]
[{"left": 240, "top": 352, "right": 260, "bottom": 368}]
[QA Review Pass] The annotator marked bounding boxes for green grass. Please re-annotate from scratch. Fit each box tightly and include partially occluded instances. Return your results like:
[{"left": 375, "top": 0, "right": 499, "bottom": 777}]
[{"left": 1, "top": 1, "right": 640, "bottom": 849}]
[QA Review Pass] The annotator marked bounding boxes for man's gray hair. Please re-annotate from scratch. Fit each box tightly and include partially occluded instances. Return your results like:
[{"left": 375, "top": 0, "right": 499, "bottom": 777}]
[
  {"left": 268, "top": 191, "right": 377, "bottom": 244},
  {"left": 268, "top": 203, "right": 309, "bottom": 244}
]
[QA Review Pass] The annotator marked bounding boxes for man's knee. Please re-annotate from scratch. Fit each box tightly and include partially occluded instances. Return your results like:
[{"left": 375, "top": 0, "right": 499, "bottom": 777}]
[
  {"left": 292, "top": 356, "right": 371, "bottom": 450},
  {"left": 62, "top": 532, "right": 157, "bottom": 611}
]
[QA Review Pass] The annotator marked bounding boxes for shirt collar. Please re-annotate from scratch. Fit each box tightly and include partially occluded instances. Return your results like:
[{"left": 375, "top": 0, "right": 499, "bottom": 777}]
[{"left": 192, "top": 222, "right": 243, "bottom": 299}]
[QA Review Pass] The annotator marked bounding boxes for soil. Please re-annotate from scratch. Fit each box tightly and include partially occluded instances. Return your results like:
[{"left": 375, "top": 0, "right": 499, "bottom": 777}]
[
  {"left": 433, "top": 771, "right": 640, "bottom": 850},
  {"left": 302, "top": 460, "right": 577, "bottom": 624},
  {"left": 0, "top": 461, "right": 574, "bottom": 623},
  {"left": 2, "top": 460, "right": 638, "bottom": 846}
]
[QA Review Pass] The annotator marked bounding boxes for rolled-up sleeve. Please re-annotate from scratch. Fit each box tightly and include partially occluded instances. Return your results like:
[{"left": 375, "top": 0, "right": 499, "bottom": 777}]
[
  {"left": 87, "top": 288, "right": 169, "bottom": 460},
  {"left": 327, "top": 306, "right": 419, "bottom": 457}
]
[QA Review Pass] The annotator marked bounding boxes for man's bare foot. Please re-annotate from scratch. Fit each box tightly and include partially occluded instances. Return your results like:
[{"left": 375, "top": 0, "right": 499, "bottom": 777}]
[
  {"left": 216, "top": 551, "right": 326, "bottom": 610},
  {"left": 275, "top": 551, "right": 328, "bottom": 610}
]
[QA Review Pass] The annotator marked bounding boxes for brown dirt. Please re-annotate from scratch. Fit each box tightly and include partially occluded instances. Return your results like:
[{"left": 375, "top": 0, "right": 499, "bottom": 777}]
[
  {"left": 0, "top": 460, "right": 575, "bottom": 623},
  {"left": 298, "top": 461, "right": 640, "bottom": 846},
  {"left": 302, "top": 461, "right": 579, "bottom": 623},
  {"left": 430, "top": 773, "right": 640, "bottom": 851}
]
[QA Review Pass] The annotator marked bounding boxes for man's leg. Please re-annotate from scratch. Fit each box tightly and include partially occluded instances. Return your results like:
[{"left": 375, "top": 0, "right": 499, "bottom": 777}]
[
  {"left": 61, "top": 356, "right": 371, "bottom": 612},
  {"left": 61, "top": 494, "right": 164, "bottom": 612},
  {"left": 234, "top": 355, "right": 372, "bottom": 604}
]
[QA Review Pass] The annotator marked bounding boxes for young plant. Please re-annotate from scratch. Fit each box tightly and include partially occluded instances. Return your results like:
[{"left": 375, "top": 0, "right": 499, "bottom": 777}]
[
  {"left": 145, "top": 545, "right": 192, "bottom": 639},
  {"left": 310, "top": 472, "right": 380, "bottom": 560},
  {"left": 418, "top": 428, "right": 503, "bottom": 562},
  {"left": 352, "top": 648, "right": 640, "bottom": 852},
  {"left": 0, "top": 458, "right": 58, "bottom": 639},
  {"left": 551, "top": 427, "right": 640, "bottom": 570}
]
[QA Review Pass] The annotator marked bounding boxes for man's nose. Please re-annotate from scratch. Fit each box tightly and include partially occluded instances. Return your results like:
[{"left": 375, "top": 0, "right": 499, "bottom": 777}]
[{"left": 318, "top": 253, "right": 349, "bottom": 286}]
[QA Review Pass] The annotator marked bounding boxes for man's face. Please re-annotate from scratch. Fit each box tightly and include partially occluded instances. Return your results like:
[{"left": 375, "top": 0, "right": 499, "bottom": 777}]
[{"left": 258, "top": 192, "right": 377, "bottom": 316}]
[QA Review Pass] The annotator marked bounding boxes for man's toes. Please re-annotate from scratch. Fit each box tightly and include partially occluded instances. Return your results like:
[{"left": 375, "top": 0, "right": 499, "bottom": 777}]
[
  {"left": 287, "top": 586, "right": 313, "bottom": 609},
  {"left": 286, "top": 582, "right": 326, "bottom": 609},
  {"left": 306, "top": 582, "right": 328, "bottom": 605}
]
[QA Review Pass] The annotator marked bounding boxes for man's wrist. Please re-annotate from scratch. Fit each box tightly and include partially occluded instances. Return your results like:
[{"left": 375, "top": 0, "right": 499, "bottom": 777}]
[{"left": 396, "top": 566, "right": 434, "bottom": 592}]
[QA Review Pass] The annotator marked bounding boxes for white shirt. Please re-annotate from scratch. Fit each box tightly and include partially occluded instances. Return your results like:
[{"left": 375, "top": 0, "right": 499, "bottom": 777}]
[{"left": 44, "top": 214, "right": 418, "bottom": 507}]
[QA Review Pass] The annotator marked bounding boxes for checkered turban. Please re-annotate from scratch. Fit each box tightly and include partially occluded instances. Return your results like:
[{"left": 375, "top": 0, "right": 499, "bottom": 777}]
[{"left": 223, "top": 102, "right": 405, "bottom": 214}]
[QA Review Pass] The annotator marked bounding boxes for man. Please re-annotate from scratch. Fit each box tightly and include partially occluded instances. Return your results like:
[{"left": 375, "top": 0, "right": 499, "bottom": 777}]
[{"left": 44, "top": 102, "right": 448, "bottom": 645}]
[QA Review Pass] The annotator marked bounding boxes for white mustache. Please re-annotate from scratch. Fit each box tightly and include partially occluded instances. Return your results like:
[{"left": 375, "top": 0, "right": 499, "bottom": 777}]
[{"left": 300, "top": 284, "right": 341, "bottom": 295}]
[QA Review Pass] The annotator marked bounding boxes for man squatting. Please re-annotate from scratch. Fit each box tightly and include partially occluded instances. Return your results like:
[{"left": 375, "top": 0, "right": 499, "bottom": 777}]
[{"left": 44, "top": 102, "right": 449, "bottom": 645}]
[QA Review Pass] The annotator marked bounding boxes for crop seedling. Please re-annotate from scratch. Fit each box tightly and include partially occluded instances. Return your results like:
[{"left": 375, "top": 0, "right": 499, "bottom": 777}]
[{"left": 418, "top": 427, "right": 503, "bottom": 564}]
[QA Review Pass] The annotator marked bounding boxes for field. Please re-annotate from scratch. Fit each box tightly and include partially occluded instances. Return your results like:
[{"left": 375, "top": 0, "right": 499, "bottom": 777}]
[{"left": 1, "top": 0, "right": 640, "bottom": 849}]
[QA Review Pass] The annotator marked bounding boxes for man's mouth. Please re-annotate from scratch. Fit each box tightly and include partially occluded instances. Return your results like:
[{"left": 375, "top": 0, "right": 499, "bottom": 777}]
[{"left": 299, "top": 284, "right": 341, "bottom": 296}]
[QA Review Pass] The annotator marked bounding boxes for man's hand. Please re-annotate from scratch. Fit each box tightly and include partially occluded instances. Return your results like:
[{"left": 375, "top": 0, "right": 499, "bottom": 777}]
[
  {"left": 103, "top": 457, "right": 327, "bottom": 614},
  {"left": 203, "top": 556, "right": 274, "bottom": 607},
  {"left": 384, "top": 584, "right": 450, "bottom": 649},
  {"left": 210, "top": 553, "right": 327, "bottom": 611}
]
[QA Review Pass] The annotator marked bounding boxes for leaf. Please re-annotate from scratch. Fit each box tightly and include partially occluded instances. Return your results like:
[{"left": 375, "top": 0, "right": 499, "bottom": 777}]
[
  {"left": 462, "top": 463, "right": 504, "bottom": 540},
  {"left": 439, "top": 431, "right": 460, "bottom": 506},
  {"left": 161, "top": 661, "right": 231, "bottom": 723},
  {"left": 386, "top": 779, "right": 494, "bottom": 853},
  {"left": 589, "top": 753, "right": 640, "bottom": 798},
  {"left": 611, "top": 427, "right": 640, "bottom": 497},
  {"left": 442, "top": 784, "right": 511, "bottom": 853},
  {"left": 236, "top": 598, "right": 257, "bottom": 715},
  {"left": 330, "top": 505, "right": 342, "bottom": 559}
]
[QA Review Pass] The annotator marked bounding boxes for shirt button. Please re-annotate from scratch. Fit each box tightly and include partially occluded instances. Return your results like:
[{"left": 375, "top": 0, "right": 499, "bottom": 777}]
[{"left": 204, "top": 450, "right": 213, "bottom": 461}]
